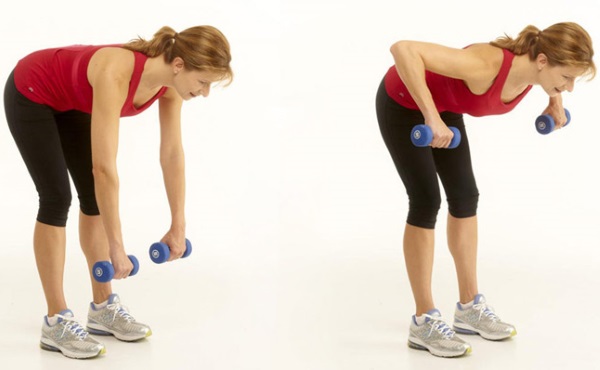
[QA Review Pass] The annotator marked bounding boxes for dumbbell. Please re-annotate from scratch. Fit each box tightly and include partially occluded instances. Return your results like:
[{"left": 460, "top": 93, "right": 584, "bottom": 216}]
[
  {"left": 92, "top": 255, "right": 139, "bottom": 283},
  {"left": 535, "top": 109, "right": 571, "bottom": 135},
  {"left": 411, "top": 125, "right": 461, "bottom": 148},
  {"left": 149, "top": 238, "right": 192, "bottom": 264}
]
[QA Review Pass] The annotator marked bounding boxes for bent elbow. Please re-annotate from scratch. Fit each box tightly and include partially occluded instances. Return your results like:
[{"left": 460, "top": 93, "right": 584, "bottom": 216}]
[{"left": 390, "top": 40, "right": 411, "bottom": 57}]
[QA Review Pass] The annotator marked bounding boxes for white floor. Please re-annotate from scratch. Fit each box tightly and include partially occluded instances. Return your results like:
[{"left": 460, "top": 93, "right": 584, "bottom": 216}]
[{"left": 1, "top": 226, "right": 598, "bottom": 370}]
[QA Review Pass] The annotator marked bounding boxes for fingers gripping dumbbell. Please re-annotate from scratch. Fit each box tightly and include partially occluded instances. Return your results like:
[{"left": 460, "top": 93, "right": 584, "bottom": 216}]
[
  {"left": 149, "top": 238, "right": 192, "bottom": 264},
  {"left": 92, "top": 255, "right": 139, "bottom": 283},
  {"left": 535, "top": 109, "right": 571, "bottom": 135},
  {"left": 411, "top": 124, "right": 461, "bottom": 148}
]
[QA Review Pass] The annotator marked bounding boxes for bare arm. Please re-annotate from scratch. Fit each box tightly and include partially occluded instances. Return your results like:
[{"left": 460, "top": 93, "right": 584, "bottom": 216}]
[
  {"left": 158, "top": 87, "right": 187, "bottom": 260},
  {"left": 389, "top": 41, "right": 496, "bottom": 147},
  {"left": 544, "top": 94, "right": 569, "bottom": 129},
  {"left": 87, "top": 48, "right": 134, "bottom": 278}
]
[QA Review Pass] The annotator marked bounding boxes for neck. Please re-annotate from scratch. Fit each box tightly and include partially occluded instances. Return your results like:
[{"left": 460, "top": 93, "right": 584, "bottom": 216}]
[
  {"left": 141, "top": 56, "right": 174, "bottom": 90},
  {"left": 507, "top": 54, "right": 539, "bottom": 88}
]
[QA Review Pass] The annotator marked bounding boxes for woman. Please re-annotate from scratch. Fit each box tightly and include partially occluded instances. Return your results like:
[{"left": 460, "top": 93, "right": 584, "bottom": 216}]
[
  {"left": 4, "top": 25, "right": 232, "bottom": 359},
  {"left": 376, "top": 22, "right": 594, "bottom": 358}
]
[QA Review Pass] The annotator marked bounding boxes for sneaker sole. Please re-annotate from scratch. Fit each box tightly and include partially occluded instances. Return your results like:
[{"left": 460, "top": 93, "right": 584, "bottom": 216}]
[
  {"left": 453, "top": 322, "right": 516, "bottom": 341},
  {"left": 86, "top": 323, "right": 152, "bottom": 342},
  {"left": 40, "top": 338, "right": 106, "bottom": 359},
  {"left": 407, "top": 337, "right": 472, "bottom": 358}
]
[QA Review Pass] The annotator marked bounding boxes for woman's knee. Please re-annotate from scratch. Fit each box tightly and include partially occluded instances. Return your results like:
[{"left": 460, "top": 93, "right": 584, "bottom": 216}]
[
  {"left": 79, "top": 194, "right": 100, "bottom": 216},
  {"left": 448, "top": 194, "right": 479, "bottom": 219},
  {"left": 37, "top": 194, "right": 72, "bottom": 227},
  {"left": 407, "top": 197, "right": 442, "bottom": 229}
]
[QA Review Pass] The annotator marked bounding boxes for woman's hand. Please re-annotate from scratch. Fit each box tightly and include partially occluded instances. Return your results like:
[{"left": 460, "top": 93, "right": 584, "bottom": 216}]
[
  {"left": 427, "top": 117, "right": 455, "bottom": 148},
  {"left": 542, "top": 104, "right": 568, "bottom": 130},
  {"left": 160, "top": 228, "right": 187, "bottom": 261},
  {"left": 109, "top": 246, "right": 134, "bottom": 279}
]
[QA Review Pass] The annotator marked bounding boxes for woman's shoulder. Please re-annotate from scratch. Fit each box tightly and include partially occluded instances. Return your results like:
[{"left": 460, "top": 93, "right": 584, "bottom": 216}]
[
  {"left": 88, "top": 47, "right": 136, "bottom": 81},
  {"left": 464, "top": 43, "right": 506, "bottom": 77},
  {"left": 465, "top": 43, "right": 504, "bottom": 62},
  {"left": 91, "top": 46, "right": 135, "bottom": 63}
]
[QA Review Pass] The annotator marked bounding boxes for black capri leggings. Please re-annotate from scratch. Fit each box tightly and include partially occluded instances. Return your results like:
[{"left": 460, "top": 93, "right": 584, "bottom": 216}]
[
  {"left": 4, "top": 70, "right": 99, "bottom": 227},
  {"left": 376, "top": 79, "right": 479, "bottom": 229}
]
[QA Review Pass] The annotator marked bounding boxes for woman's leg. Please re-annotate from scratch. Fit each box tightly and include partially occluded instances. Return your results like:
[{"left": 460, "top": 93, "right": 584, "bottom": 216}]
[
  {"left": 79, "top": 212, "right": 112, "bottom": 303},
  {"left": 403, "top": 224, "right": 436, "bottom": 315},
  {"left": 55, "top": 110, "right": 112, "bottom": 304},
  {"left": 55, "top": 111, "right": 152, "bottom": 341},
  {"left": 433, "top": 117, "right": 480, "bottom": 304},
  {"left": 376, "top": 79, "right": 472, "bottom": 357},
  {"left": 5, "top": 76, "right": 73, "bottom": 316},
  {"left": 376, "top": 81, "right": 442, "bottom": 315},
  {"left": 447, "top": 215, "right": 478, "bottom": 304},
  {"left": 33, "top": 222, "right": 68, "bottom": 316}
]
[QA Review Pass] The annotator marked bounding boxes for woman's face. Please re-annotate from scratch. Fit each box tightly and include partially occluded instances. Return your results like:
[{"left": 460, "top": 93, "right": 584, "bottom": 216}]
[
  {"left": 537, "top": 55, "right": 586, "bottom": 96},
  {"left": 170, "top": 57, "right": 222, "bottom": 100},
  {"left": 174, "top": 69, "right": 222, "bottom": 100}
]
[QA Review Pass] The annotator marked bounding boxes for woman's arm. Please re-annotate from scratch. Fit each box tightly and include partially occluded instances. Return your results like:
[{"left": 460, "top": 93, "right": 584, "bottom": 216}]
[
  {"left": 87, "top": 48, "right": 135, "bottom": 278},
  {"left": 157, "top": 87, "right": 187, "bottom": 260},
  {"left": 389, "top": 41, "right": 497, "bottom": 147},
  {"left": 544, "top": 94, "right": 569, "bottom": 129}
]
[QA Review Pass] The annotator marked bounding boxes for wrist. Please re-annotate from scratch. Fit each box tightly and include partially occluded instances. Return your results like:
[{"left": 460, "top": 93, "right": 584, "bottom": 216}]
[
  {"left": 549, "top": 95, "right": 562, "bottom": 108},
  {"left": 109, "top": 243, "right": 125, "bottom": 257},
  {"left": 170, "top": 221, "right": 186, "bottom": 234}
]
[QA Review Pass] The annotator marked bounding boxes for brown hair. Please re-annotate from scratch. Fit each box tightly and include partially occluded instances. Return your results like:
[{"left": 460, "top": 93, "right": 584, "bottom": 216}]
[
  {"left": 123, "top": 25, "right": 233, "bottom": 85},
  {"left": 490, "top": 22, "right": 595, "bottom": 80}
]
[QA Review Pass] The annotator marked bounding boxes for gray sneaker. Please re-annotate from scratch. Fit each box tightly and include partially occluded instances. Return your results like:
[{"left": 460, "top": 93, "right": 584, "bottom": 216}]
[
  {"left": 87, "top": 294, "right": 152, "bottom": 342},
  {"left": 453, "top": 294, "right": 516, "bottom": 340},
  {"left": 40, "top": 309, "right": 106, "bottom": 359},
  {"left": 408, "top": 309, "right": 472, "bottom": 358}
]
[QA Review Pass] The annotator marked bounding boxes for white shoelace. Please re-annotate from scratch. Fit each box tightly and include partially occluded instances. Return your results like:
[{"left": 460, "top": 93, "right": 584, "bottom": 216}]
[
  {"left": 473, "top": 303, "right": 500, "bottom": 322},
  {"left": 57, "top": 315, "right": 88, "bottom": 340},
  {"left": 107, "top": 303, "right": 135, "bottom": 322},
  {"left": 424, "top": 315, "right": 455, "bottom": 339}
]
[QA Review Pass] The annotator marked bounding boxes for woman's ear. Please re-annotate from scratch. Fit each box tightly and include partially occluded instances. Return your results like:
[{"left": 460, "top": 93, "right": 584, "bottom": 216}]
[
  {"left": 536, "top": 53, "right": 548, "bottom": 71},
  {"left": 172, "top": 57, "right": 185, "bottom": 74}
]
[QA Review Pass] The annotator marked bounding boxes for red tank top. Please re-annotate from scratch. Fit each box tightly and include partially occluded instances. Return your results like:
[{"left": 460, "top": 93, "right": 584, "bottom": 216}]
[
  {"left": 384, "top": 48, "right": 532, "bottom": 117},
  {"left": 14, "top": 44, "right": 168, "bottom": 117}
]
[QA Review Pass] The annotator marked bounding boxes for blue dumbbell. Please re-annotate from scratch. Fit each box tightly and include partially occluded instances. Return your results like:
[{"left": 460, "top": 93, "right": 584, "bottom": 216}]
[
  {"left": 535, "top": 109, "right": 571, "bottom": 135},
  {"left": 411, "top": 125, "right": 461, "bottom": 148},
  {"left": 92, "top": 255, "right": 139, "bottom": 283},
  {"left": 149, "top": 238, "right": 192, "bottom": 264}
]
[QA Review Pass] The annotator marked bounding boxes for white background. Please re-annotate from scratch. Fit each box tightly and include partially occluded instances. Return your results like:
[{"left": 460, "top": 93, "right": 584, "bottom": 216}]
[{"left": 0, "top": 0, "right": 598, "bottom": 369}]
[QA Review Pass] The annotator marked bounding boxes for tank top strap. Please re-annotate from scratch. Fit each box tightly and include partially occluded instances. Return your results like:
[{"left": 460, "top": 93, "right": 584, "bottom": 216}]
[
  {"left": 489, "top": 49, "right": 514, "bottom": 94},
  {"left": 127, "top": 52, "right": 147, "bottom": 99}
]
